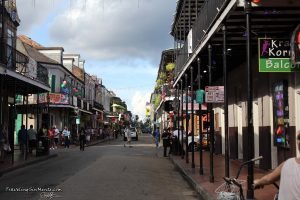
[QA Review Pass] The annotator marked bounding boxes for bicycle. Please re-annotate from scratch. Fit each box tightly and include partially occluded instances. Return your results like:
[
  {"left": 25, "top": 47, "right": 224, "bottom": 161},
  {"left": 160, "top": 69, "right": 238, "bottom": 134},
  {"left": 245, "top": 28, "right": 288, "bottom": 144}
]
[{"left": 215, "top": 156, "right": 263, "bottom": 200}]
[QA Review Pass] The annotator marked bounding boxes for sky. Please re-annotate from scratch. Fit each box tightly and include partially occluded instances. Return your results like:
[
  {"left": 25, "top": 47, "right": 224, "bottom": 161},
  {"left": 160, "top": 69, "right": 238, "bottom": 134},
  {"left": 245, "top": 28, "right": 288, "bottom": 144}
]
[{"left": 15, "top": 0, "right": 177, "bottom": 120}]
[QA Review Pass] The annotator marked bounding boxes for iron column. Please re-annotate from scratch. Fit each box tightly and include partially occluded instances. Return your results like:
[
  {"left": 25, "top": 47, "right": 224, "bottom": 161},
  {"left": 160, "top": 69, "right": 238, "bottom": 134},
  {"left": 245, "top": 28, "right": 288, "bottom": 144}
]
[
  {"left": 191, "top": 66, "right": 195, "bottom": 168},
  {"left": 197, "top": 57, "right": 204, "bottom": 175},
  {"left": 185, "top": 73, "right": 189, "bottom": 164},
  {"left": 223, "top": 25, "right": 229, "bottom": 178},
  {"left": 245, "top": 0, "right": 254, "bottom": 199},
  {"left": 208, "top": 44, "right": 214, "bottom": 183}
]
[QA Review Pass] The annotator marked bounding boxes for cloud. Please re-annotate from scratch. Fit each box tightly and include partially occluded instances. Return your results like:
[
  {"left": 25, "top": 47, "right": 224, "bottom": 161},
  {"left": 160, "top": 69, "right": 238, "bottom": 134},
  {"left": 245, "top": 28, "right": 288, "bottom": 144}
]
[
  {"left": 46, "top": 0, "right": 175, "bottom": 65},
  {"left": 131, "top": 91, "right": 151, "bottom": 120},
  {"left": 15, "top": 0, "right": 176, "bottom": 116}
]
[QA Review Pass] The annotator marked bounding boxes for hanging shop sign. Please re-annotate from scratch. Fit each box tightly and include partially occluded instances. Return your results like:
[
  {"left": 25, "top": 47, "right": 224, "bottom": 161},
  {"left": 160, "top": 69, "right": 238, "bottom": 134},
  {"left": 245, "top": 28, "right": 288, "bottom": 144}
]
[
  {"left": 272, "top": 80, "right": 290, "bottom": 149},
  {"left": 291, "top": 24, "right": 300, "bottom": 65},
  {"left": 196, "top": 89, "right": 205, "bottom": 104},
  {"left": 258, "top": 38, "right": 300, "bottom": 72},
  {"left": 205, "top": 86, "right": 224, "bottom": 103}
]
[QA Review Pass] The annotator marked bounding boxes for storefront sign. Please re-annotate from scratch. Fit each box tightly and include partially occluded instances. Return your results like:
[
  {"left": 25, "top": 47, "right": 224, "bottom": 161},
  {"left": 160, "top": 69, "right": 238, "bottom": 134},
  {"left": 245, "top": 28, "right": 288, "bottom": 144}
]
[
  {"left": 258, "top": 38, "right": 300, "bottom": 72},
  {"left": 205, "top": 86, "right": 224, "bottom": 103},
  {"left": 49, "top": 93, "right": 69, "bottom": 104},
  {"left": 273, "top": 80, "right": 290, "bottom": 148}
]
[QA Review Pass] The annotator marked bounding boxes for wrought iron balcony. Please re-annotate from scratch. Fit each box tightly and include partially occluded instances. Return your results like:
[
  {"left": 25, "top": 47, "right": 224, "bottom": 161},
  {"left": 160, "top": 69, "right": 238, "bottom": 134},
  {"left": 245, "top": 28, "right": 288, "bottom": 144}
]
[
  {"left": 1, "top": 43, "right": 49, "bottom": 86},
  {"left": 174, "top": 0, "right": 227, "bottom": 78}
]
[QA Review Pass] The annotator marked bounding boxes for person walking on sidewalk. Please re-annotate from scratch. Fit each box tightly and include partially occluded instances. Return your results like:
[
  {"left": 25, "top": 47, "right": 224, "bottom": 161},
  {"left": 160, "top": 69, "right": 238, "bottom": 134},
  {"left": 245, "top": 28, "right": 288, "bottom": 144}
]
[
  {"left": 161, "top": 128, "right": 171, "bottom": 157},
  {"left": 79, "top": 127, "right": 86, "bottom": 151},
  {"left": 62, "top": 127, "right": 70, "bottom": 148},
  {"left": 27, "top": 125, "right": 37, "bottom": 154},
  {"left": 154, "top": 127, "right": 160, "bottom": 148},
  {"left": 18, "top": 125, "right": 28, "bottom": 155},
  {"left": 0, "top": 124, "right": 7, "bottom": 162},
  {"left": 253, "top": 131, "right": 300, "bottom": 200}
]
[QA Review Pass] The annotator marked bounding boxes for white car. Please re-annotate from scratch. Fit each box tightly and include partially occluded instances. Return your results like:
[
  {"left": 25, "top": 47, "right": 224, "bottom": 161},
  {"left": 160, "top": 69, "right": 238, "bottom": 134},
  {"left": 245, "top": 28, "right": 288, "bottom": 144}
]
[{"left": 123, "top": 127, "right": 138, "bottom": 141}]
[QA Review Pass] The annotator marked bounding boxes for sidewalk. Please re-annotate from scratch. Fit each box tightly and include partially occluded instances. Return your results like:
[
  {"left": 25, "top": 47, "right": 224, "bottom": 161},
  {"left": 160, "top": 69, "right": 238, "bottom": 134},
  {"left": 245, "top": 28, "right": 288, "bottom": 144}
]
[
  {"left": 170, "top": 151, "right": 278, "bottom": 200},
  {"left": 0, "top": 138, "right": 109, "bottom": 176}
]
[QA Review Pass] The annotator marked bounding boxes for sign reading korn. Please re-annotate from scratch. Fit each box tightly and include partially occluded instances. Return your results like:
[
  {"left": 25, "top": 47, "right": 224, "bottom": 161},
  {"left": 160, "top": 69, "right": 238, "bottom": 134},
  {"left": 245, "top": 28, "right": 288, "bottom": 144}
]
[{"left": 258, "top": 38, "right": 300, "bottom": 72}]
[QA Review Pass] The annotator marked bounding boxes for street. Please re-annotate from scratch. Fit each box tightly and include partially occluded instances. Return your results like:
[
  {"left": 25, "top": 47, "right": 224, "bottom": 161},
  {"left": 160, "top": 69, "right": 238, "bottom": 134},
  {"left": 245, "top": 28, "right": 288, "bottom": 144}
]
[{"left": 0, "top": 134, "right": 199, "bottom": 200}]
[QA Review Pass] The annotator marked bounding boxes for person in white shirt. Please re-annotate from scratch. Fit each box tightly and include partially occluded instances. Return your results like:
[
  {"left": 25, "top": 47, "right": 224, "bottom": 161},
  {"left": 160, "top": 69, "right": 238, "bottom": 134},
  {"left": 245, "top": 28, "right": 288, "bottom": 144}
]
[
  {"left": 253, "top": 131, "right": 300, "bottom": 200},
  {"left": 53, "top": 125, "right": 60, "bottom": 149},
  {"left": 124, "top": 127, "right": 132, "bottom": 147},
  {"left": 28, "top": 125, "right": 37, "bottom": 153},
  {"left": 62, "top": 127, "right": 70, "bottom": 148}
]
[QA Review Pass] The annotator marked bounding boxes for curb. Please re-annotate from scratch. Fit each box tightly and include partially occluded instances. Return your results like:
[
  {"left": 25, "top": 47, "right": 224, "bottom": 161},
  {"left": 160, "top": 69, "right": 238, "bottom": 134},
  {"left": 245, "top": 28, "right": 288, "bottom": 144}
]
[
  {"left": 0, "top": 154, "right": 58, "bottom": 177},
  {"left": 170, "top": 156, "right": 214, "bottom": 200}
]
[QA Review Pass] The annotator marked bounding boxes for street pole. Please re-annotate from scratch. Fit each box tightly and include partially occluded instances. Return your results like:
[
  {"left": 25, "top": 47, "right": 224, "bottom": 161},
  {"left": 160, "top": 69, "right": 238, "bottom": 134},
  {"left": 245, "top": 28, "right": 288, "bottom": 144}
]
[
  {"left": 197, "top": 57, "right": 204, "bottom": 175},
  {"left": 1, "top": 0, "right": 6, "bottom": 64},
  {"left": 180, "top": 79, "right": 184, "bottom": 159},
  {"left": 208, "top": 44, "right": 214, "bottom": 183},
  {"left": 185, "top": 73, "right": 189, "bottom": 164},
  {"left": 223, "top": 25, "right": 229, "bottom": 178},
  {"left": 176, "top": 84, "right": 180, "bottom": 155},
  {"left": 245, "top": 0, "right": 254, "bottom": 199},
  {"left": 191, "top": 66, "right": 195, "bottom": 168}
]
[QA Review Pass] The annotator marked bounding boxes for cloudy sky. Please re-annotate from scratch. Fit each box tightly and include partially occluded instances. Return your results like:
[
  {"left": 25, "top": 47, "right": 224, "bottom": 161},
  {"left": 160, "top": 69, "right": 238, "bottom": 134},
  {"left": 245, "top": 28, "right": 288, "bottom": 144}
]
[{"left": 16, "top": 0, "right": 177, "bottom": 119}]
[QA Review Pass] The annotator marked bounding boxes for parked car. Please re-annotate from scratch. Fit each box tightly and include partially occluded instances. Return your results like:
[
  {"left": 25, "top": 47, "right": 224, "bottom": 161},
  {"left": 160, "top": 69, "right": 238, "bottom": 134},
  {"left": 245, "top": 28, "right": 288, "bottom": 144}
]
[{"left": 123, "top": 127, "right": 138, "bottom": 141}]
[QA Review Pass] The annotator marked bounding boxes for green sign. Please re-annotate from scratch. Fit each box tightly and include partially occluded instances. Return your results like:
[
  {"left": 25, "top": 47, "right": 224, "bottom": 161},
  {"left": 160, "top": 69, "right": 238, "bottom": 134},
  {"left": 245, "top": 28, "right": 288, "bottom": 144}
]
[
  {"left": 196, "top": 89, "right": 205, "bottom": 104},
  {"left": 76, "top": 118, "right": 80, "bottom": 125},
  {"left": 258, "top": 38, "right": 300, "bottom": 72}
]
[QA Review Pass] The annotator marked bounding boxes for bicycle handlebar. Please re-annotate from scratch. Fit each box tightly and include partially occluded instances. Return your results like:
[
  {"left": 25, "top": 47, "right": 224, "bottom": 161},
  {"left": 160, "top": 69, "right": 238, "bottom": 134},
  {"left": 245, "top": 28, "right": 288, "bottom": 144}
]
[
  {"left": 235, "top": 156, "right": 263, "bottom": 179},
  {"left": 251, "top": 156, "right": 263, "bottom": 162}
]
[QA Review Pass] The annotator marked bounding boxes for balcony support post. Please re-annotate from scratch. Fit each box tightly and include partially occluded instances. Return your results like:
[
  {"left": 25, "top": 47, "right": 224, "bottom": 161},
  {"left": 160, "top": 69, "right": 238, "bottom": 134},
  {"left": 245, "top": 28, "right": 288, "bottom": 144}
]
[
  {"left": 191, "top": 66, "right": 195, "bottom": 168},
  {"left": 180, "top": 79, "right": 184, "bottom": 159},
  {"left": 197, "top": 57, "right": 204, "bottom": 175},
  {"left": 245, "top": 0, "right": 254, "bottom": 199},
  {"left": 185, "top": 73, "right": 189, "bottom": 164},
  {"left": 223, "top": 25, "right": 230, "bottom": 178},
  {"left": 208, "top": 43, "right": 214, "bottom": 183}
]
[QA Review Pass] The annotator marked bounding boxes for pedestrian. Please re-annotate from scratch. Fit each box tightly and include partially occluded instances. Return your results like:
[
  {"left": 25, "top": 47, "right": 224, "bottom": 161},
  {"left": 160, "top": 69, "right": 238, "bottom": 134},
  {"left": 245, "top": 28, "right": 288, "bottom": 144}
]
[
  {"left": 161, "top": 128, "right": 171, "bottom": 157},
  {"left": 53, "top": 125, "right": 60, "bottom": 149},
  {"left": 79, "top": 127, "right": 86, "bottom": 151},
  {"left": 253, "top": 131, "right": 300, "bottom": 200},
  {"left": 62, "top": 127, "right": 70, "bottom": 148},
  {"left": 0, "top": 124, "right": 7, "bottom": 162},
  {"left": 48, "top": 126, "right": 55, "bottom": 150},
  {"left": 124, "top": 126, "right": 132, "bottom": 147},
  {"left": 27, "top": 125, "right": 37, "bottom": 154},
  {"left": 154, "top": 127, "right": 160, "bottom": 148},
  {"left": 18, "top": 125, "right": 28, "bottom": 155}
]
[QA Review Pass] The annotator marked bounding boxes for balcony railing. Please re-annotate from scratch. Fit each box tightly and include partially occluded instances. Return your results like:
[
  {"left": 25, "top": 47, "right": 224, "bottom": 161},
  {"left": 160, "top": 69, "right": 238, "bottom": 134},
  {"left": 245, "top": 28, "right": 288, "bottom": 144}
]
[
  {"left": 1, "top": 43, "right": 49, "bottom": 86},
  {"left": 174, "top": 0, "right": 228, "bottom": 78}
]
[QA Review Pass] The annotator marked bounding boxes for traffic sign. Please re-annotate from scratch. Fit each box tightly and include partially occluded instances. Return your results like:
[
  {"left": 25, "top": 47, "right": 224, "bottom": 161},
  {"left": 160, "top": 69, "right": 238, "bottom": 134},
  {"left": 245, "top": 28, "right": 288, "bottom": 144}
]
[{"left": 205, "top": 86, "right": 224, "bottom": 103}]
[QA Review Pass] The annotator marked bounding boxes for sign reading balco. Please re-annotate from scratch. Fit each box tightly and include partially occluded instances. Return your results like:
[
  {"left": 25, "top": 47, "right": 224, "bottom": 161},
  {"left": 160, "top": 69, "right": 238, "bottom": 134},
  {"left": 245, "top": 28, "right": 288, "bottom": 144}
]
[{"left": 258, "top": 38, "right": 300, "bottom": 72}]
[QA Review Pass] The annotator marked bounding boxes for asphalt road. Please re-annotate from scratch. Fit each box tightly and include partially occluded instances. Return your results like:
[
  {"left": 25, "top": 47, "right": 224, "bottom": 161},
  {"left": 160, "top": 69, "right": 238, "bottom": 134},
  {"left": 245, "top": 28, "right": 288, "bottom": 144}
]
[{"left": 0, "top": 134, "right": 200, "bottom": 200}]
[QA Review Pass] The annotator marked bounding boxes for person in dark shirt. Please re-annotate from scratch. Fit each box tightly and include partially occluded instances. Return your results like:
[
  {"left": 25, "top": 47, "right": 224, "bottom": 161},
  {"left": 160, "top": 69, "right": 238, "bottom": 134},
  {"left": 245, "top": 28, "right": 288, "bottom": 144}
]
[{"left": 18, "top": 125, "right": 28, "bottom": 155}]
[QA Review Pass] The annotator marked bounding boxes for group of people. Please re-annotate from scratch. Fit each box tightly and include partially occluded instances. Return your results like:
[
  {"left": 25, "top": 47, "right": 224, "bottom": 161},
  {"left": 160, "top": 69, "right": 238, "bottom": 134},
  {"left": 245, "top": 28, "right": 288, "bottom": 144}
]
[
  {"left": 152, "top": 126, "right": 185, "bottom": 157},
  {"left": 15, "top": 124, "right": 73, "bottom": 154}
]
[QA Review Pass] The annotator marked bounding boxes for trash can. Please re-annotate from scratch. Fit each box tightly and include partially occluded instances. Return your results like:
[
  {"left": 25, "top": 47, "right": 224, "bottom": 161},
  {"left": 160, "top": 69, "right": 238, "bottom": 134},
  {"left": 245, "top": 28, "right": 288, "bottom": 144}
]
[{"left": 36, "top": 136, "right": 49, "bottom": 156}]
